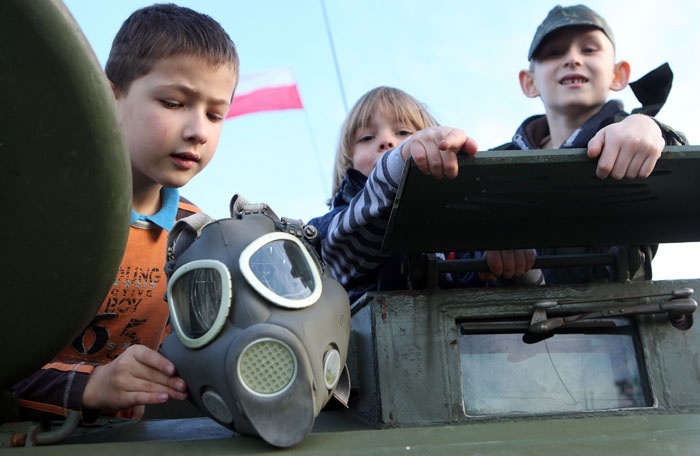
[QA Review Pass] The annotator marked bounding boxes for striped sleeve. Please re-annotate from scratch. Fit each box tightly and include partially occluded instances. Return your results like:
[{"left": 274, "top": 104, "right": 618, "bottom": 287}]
[{"left": 322, "top": 147, "right": 406, "bottom": 287}]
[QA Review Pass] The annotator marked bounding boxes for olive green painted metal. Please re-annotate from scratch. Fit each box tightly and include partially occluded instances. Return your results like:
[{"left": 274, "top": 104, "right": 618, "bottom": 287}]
[
  {"left": 384, "top": 146, "right": 700, "bottom": 253},
  {"left": 6, "top": 408, "right": 700, "bottom": 454},
  {"left": 349, "top": 279, "right": 700, "bottom": 428},
  {"left": 0, "top": 0, "right": 131, "bottom": 390}
]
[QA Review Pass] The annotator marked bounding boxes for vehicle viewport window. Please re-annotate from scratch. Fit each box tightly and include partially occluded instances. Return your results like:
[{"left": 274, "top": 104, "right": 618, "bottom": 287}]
[{"left": 458, "top": 318, "right": 651, "bottom": 415}]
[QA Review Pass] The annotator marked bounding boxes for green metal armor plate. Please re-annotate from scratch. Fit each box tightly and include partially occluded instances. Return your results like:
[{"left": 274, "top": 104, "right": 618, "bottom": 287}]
[
  {"left": 383, "top": 146, "right": 700, "bottom": 253},
  {"left": 0, "top": 0, "right": 131, "bottom": 389}
]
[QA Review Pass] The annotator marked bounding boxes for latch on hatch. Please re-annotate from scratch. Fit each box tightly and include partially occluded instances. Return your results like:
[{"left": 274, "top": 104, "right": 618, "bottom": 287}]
[{"left": 524, "top": 288, "right": 697, "bottom": 343}]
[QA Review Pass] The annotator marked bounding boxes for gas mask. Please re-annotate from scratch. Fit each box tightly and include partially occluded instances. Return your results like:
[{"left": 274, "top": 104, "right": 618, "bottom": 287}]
[{"left": 160, "top": 198, "right": 350, "bottom": 447}]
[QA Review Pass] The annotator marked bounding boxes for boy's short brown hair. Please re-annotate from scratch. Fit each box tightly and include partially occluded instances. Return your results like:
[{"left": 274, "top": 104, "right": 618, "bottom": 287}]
[{"left": 106, "top": 3, "right": 239, "bottom": 93}]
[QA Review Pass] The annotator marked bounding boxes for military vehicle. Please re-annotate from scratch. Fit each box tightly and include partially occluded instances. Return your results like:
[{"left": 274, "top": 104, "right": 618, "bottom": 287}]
[{"left": 3, "top": 0, "right": 700, "bottom": 453}]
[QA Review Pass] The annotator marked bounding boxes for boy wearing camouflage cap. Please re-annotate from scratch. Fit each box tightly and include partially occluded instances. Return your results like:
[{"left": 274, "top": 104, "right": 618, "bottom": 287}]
[
  {"left": 495, "top": 4, "right": 686, "bottom": 284},
  {"left": 497, "top": 4, "right": 684, "bottom": 179}
]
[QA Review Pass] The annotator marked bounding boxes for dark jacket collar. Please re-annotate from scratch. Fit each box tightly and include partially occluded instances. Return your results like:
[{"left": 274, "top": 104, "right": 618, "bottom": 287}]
[
  {"left": 330, "top": 168, "right": 367, "bottom": 210},
  {"left": 512, "top": 100, "right": 626, "bottom": 150}
]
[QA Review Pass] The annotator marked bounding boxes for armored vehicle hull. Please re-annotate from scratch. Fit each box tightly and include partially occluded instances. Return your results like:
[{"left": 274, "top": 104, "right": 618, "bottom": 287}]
[{"left": 3, "top": 0, "right": 700, "bottom": 453}]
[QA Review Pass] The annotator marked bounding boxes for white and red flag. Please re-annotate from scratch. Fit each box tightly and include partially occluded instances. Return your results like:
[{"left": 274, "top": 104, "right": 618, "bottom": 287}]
[{"left": 227, "top": 66, "right": 303, "bottom": 119}]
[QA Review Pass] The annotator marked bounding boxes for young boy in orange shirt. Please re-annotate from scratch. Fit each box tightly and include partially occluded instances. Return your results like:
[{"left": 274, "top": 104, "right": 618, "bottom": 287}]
[{"left": 12, "top": 4, "right": 239, "bottom": 422}]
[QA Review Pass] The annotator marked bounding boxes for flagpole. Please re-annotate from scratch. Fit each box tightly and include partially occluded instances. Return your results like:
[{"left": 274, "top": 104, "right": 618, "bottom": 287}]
[
  {"left": 301, "top": 107, "right": 329, "bottom": 201},
  {"left": 321, "top": 0, "right": 349, "bottom": 113}
]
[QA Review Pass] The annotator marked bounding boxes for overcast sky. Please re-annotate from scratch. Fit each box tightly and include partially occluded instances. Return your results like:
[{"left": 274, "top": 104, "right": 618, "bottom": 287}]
[{"left": 63, "top": 0, "right": 700, "bottom": 279}]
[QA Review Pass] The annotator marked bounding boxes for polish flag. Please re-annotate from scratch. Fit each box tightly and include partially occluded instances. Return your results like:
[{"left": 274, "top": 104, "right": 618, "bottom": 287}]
[{"left": 227, "top": 67, "right": 303, "bottom": 119}]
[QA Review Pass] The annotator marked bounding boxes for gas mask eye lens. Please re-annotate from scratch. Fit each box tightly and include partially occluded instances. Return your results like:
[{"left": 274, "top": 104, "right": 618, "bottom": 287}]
[
  {"left": 249, "top": 240, "right": 314, "bottom": 298},
  {"left": 177, "top": 268, "right": 220, "bottom": 337},
  {"left": 167, "top": 259, "right": 232, "bottom": 348},
  {"left": 240, "top": 233, "right": 322, "bottom": 309}
]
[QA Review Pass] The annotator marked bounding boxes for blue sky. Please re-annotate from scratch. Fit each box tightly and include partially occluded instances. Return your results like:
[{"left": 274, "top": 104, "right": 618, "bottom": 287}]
[{"left": 63, "top": 0, "right": 699, "bottom": 279}]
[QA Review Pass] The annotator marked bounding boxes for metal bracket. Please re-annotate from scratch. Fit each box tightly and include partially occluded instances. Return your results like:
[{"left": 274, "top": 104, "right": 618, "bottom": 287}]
[{"left": 524, "top": 288, "right": 697, "bottom": 343}]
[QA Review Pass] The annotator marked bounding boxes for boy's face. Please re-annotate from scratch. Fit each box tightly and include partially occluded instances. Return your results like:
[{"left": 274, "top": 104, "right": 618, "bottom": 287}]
[
  {"left": 114, "top": 55, "right": 237, "bottom": 191},
  {"left": 352, "top": 107, "right": 414, "bottom": 177},
  {"left": 523, "top": 28, "right": 625, "bottom": 118}
]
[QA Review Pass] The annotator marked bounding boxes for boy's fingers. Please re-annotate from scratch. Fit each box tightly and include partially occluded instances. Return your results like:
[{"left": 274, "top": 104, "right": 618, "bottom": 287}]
[
  {"left": 132, "top": 345, "right": 176, "bottom": 376},
  {"left": 594, "top": 141, "right": 620, "bottom": 179},
  {"left": 513, "top": 249, "right": 535, "bottom": 276},
  {"left": 622, "top": 152, "right": 645, "bottom": 179},
  {"left": 590, "top": 117, "right": 664, "bottom": 179},
  {"left": 587, "top": 131, "right": 604, "bottom": 159},
  {"left": 484, "top": 251, "right": 504, "bottom": 277},
  {"left": 131, "top": 405, "right": 146, "bottom": 421},
  {"left": 461, "top": 135, "right": 479, "bottom": 155},
  {"left": 513, "top": 251, "right": 527, "bottom": 276},
  {"left": 525, "top": 249, "right": 536, "bottom": 270},
  {"left": 485, "top": 249, "right": 536, "bottom": 279},
  {"left": 128, "top": 345, "right": 187, "bottom": 395},
  {"left": 596, "top": 159, "right": 614, "bottom": 179},
  {"left": 124, "top": 365, "right": 188, "bottom": 401},
  {"left": 500, "top": 251, "right": 516, "bottom": 279},
  {"left": 631, "top": 143, "right": 661, "bottom": 178},
  {"left": 638, "top": 156, "right": 657, "bottom": 178},
  {"left": 588, "top": 129, "right": 613, "bottom": 177}
]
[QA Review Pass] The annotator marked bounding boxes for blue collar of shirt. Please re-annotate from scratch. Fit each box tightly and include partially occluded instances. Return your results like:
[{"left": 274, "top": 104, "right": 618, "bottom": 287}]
[{"left": 130, "top": 187, "right": 180, "bottom": 230}]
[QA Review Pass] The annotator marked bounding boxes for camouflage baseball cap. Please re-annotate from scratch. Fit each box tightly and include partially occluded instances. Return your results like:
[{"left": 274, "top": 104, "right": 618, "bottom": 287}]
[{"left": 528, "top": 4, "right": 614, "bottom": 61}]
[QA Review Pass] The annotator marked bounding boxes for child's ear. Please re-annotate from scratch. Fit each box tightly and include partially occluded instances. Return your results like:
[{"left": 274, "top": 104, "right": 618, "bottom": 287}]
[
  {"left": 610, "top": 61, "right": 631, "bottom": 92},
  {"left": 519, "top": 70, "right": 540, "bottom": 98}
]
